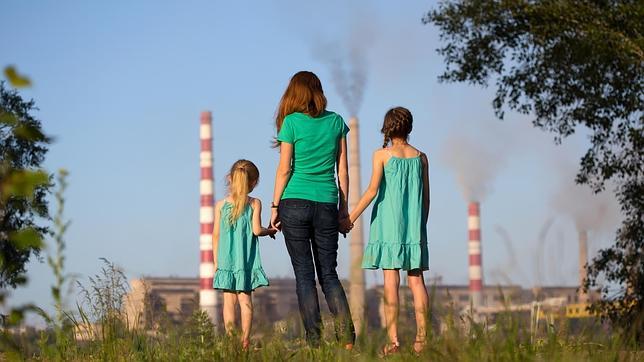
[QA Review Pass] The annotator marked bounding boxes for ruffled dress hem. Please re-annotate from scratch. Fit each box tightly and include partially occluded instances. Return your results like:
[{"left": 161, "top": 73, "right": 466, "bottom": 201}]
[
  {"left": 213, "top": 267, "right": 269, "bottom": 292},
  {"left": 361, "top": 240, "right": 429, "bottom": 271}
]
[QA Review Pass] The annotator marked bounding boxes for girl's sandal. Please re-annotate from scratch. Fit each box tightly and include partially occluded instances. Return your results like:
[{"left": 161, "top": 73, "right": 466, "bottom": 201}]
[
  {"left": 380, "top": 342, "right": 400, "bottom": 357},
  {"left": 412, "top": 340, "right": 426, "bottom": 355},
  {"left": 241, "top": 339, "right": 251, "bottom": 352}
]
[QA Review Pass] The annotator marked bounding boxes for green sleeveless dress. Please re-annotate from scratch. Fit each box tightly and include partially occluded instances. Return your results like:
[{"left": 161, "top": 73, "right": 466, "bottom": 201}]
[
  {"left": 362, "top": 153, "right": 429, "bottom": 271},
  {"left": 213, "top": 201, "right": 269, "bottom": 292}
]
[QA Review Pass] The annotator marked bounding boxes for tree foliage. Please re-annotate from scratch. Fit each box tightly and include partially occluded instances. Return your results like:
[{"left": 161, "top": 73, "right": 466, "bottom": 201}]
[
  {"left": 424, "top": 0, "right": 643, "bottom": 341},
  {"left": 0, "top": 79, "right": 51, "bottom": 289}
]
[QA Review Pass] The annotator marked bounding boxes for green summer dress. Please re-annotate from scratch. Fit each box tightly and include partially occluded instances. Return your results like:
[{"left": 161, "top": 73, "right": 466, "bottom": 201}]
[
  {"left": 212, "top": 201, "right": 269, "bottom": 292},
  {"left": 362, "top": 152, "right": 429, "bottom": 271}
]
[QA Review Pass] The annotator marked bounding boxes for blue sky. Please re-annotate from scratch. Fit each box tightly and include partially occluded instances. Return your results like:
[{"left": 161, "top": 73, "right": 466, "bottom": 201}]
[{"left": 1, "top": 1, "right": 621, "bottom": 323}]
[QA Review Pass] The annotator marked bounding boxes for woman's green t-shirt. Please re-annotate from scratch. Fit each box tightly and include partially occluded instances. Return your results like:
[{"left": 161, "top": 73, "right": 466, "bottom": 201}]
[{"left": 276, "top": 111, "right": 349, "bottom": 204}]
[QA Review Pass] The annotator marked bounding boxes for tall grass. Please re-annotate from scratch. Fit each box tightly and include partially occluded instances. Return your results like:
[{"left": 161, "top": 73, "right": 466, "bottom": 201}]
[
  {"left": 13, "top": 276, "right": 643, "bottom": 361},
  {"left": 3, "top": 171, "right": 642, "bottom": 361}
]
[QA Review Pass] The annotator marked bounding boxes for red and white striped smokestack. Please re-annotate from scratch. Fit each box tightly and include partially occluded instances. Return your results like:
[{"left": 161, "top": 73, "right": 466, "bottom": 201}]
[
  {"left": 468, "top": 202, "right": 483, "bottom": 308},
  {"left": 199, "top": 111, "right": 218, "bottom": 324}
]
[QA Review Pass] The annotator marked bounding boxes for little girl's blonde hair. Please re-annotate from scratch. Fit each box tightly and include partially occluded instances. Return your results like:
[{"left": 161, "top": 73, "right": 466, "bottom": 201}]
[{"left": 227, "top": 159, "right": 259, "bottom": 224}]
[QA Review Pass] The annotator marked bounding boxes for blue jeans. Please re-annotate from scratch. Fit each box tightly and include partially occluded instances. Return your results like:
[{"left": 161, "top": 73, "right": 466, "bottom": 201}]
[{"left": 279, "top": 198, "right": 355, "bottom": 346}]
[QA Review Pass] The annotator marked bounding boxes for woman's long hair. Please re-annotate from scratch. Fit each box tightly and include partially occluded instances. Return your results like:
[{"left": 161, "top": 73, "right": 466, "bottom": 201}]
[
  {"left": 275, "top": 71, "right": 327, "bottom": 135},
  {"left": 227, "top": 159, "right": 259, "bottom": 224}
]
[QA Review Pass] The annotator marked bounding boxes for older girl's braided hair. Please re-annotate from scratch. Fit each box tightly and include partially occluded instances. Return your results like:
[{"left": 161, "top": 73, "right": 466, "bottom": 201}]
[{"left": 381, "top": 107, "right": 413, "bottom": 148}]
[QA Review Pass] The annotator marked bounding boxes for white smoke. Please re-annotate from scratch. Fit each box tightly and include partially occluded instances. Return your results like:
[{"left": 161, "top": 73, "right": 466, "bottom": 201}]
[
  {"left": 550, "top": 159, "right": 621, "bottom": 233},
  {"left": 441, "top": 128, "right": 510, "bottom": 202},
  {"left": 313, "top": 20, "right": 375, "bottom": 116}
]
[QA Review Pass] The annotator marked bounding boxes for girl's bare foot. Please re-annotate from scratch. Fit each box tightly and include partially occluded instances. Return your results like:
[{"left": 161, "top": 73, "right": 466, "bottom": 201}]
[
  {"left": 413, "top": 339, "right": 426, "bottom": 354},
  {"left": 241, "top": 338, "right": 251, "bottom": 351},
  {"left": 344, "top": 343, "right": 354, "bottom": 351},
  {"left": 381, "top": 341, "right": 400, "bottom": 356}
]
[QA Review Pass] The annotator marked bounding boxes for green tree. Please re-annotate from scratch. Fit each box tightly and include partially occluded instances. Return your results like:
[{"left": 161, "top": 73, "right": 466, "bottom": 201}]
[
  {"left": 0, "top": 79, "right": 51, "bottom": 289},
  {"left": 424, "top": 0, "right": 643, "bottom": 340}
]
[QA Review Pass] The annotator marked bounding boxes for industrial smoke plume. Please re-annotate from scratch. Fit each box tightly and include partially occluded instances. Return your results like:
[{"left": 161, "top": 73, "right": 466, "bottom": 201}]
[
  {"left": 314, "top": 22, "right": 373, "bottom": 116},
  {"left": 550, "top": 160, "right": 620, "bottom": 234},
  {"left": 441, "top": 131, "right": 508, "bottom": 202}
]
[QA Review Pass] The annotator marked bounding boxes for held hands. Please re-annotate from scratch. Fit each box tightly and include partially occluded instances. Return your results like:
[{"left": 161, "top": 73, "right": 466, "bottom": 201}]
[
  {"left": 265, "top": 225, "right": 278, "bottom": 239},
  {"left": 270, "top": 207, "right": 281, "bottom": 231},
  {"left": 338, "top": 209, "right": 354, "bottom": 237}
]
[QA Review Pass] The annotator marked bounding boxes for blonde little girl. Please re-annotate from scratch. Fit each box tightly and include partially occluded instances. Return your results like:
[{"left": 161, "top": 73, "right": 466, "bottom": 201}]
[
  {"left": 349, "top": 107, "right": 430, "bottom": 355},
  {"left": 212, "top": 159, "right": 276, "bottom": 350}
]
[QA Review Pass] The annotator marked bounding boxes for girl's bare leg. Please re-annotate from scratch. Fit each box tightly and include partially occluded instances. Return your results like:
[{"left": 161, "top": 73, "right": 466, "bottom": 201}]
[
  {"left": 237, "top": 291, "right": 253, "bottom": 348},
  {"left": 383, "top": 269, "right": 401, "bottom": 346},
  {"left": 222, "top": 291, "right": 239, "bottom": 335},
  {"left": 407, "top": 269, "right": 429, "bottom": 352}
]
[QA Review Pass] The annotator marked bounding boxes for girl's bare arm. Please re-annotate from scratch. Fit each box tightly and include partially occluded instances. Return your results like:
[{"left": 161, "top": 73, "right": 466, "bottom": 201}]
[
  {"left": 251, "top": 198, "right": 277, "bottom": 237},
  {"left": 421, "top": 153, "right": 430, "bottom": 224},
  {"left": 349, "top": 150, "right": 385, "bottom": 224}
]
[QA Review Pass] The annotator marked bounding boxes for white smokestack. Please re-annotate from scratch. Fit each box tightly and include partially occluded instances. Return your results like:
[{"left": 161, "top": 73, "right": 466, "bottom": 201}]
[{"left": 348, "top": 116, "right": 365, "bottom": 334}]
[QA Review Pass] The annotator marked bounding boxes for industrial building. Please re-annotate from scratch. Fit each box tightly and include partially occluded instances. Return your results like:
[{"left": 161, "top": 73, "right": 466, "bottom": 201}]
[{"left": 123, "top": 276, "right": 585, "bottom": 331}]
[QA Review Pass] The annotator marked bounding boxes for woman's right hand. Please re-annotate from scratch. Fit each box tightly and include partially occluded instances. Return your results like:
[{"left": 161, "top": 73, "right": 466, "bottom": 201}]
[
  {"left": 270, "top": 207, "right": 281, "bottom": 230},
  {"left": 338, "top": 215, "right": 353, "bottom": 236}
]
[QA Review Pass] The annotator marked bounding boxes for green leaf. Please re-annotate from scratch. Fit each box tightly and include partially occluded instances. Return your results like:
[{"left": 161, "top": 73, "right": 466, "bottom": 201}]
[
  {"left": 0, "top": 111, "right": 17, "bottom": 126},
  {"left": 0, "top": 169, "right": 50, "bottom": 201},
  {"left": 9, "top": 227, "right": 43, "bottom": 250},
  {"left": 3, "top": 66, "right": 31, "bottom": 88},
  {"left": 6, "top": 309, "right": 24, "bottom": 325},
  {"left": 13, "top": 122, "right": 47, "bottom": 141}
]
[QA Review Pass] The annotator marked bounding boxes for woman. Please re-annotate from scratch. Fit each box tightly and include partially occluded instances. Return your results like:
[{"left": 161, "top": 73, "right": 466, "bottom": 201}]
[{"left": 270, "top": 71, "right": 355, "bottom": 348}]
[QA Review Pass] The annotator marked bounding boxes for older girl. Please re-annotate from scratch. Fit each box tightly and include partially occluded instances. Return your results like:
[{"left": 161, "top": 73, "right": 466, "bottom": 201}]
[{"left": 349, "top": 107, "right": 430, "bottom": 355}]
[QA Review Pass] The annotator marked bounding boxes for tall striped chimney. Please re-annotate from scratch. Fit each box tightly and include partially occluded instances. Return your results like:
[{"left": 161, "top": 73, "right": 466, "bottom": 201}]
[
  {"left": 348, "top": 116, "right": 365, "bottom": 334},
  {"left": 578, "top": 230, "right": 589, "bottom": 303},
  {"left": 468, "top": 202, "right": 483, "bottom": 308},
  {"left": 199, "top": 111, "right": 218, "bottom": 324}
]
